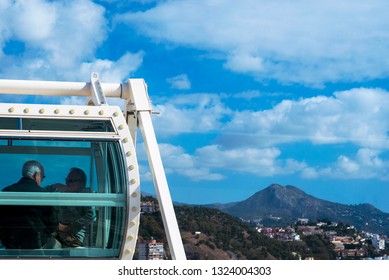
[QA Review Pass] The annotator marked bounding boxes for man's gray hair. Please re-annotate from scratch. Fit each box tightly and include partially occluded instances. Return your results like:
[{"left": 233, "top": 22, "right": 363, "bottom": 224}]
[{"left": 22, "top": 160, "right": 44, "bottom": 178}]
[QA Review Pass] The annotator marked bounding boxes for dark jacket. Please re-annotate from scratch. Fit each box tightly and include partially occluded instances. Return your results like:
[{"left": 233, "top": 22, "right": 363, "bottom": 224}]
[
  {"left": 45, "top": 185, "right": 95, "bottom": 245},
  {"left": 0, "top": 177, "right": 57, "bottom": 249}
]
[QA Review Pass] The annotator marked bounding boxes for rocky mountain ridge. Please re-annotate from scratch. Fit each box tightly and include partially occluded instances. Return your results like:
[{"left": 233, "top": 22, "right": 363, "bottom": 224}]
[{"left": 210, "top": 184, "right": 389, "bottom": 235}]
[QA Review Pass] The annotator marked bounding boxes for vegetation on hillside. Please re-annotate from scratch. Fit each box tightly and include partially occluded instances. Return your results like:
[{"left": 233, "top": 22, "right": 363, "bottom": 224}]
[{"left": 136, "top": 196, "right": 336, "bottom": 260}]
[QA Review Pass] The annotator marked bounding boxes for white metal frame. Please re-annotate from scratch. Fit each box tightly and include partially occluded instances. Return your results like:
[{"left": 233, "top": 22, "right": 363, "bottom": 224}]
[{"left": 0, "top": 73, "right": 186, "bottom": 260}]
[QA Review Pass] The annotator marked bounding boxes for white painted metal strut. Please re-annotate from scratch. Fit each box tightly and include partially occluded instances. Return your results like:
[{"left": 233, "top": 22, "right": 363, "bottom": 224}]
[
  {"left": 90, "top": 73, "right": 108, "bottom": 106},
  {"left": 126, "top": 79, "right": 187, "bottom": 260},
  {"left": 138, "top": 111, "right": 186, "bottom": 260},
  {"left": 0, "top": 75, "right": 187, "bottom": 260},
  {"left": 0, "top": 78, "right": 124, "bottom": 97}
]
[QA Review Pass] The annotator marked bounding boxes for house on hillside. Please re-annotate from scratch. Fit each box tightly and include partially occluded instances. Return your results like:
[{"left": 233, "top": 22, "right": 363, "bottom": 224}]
[
  {"left": 140, "top": 201, "right": 157, "bottom": 213},
  {"left": 137, "top": 238, "right": 165, "bottom": 260}
]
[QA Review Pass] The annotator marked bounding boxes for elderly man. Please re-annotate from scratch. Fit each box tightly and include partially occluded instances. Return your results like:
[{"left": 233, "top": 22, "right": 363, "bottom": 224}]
[{"left": 0, "top": 160, "right": 60, "bottom": 249}]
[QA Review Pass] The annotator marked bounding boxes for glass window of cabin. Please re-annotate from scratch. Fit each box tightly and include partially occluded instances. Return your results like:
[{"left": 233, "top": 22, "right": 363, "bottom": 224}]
[{"left": 0, "top": 120, "right": 128, "bottom": 258}]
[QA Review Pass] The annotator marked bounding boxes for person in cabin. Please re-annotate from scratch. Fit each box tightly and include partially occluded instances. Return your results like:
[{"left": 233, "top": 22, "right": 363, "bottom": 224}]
[
  {"left": 0, "top": 160, "right": 61, "bottom": 249},
  {"left": 46, "top": 167, "right": 95, "bottom": 247}
]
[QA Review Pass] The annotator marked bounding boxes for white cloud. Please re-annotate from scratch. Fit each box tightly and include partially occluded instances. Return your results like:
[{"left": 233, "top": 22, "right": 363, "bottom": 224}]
[
  {"left": 156, "top": 143, "right": 225, "bottom": 181},
  {"left": 140, "top": 142, "right": 307, "bottom": 181},
  {"left": 148, "top": 88, "right": 389, "bottom": 181},
  {"left": 301, "top": 167, "right": 319, "bottom": 179},
  {"left": 0, "top": 0, "right": 142, "bottom": 82},
  {"left": 78, "top": 51, "right": 144, "bottom": 82},
  {"left": 152, "top": 93, "right": 231, "bottom": 136},
  {"left": 60, "top": 96, "right": 87, "bottom": 106},
  {"left": 10, "top": 0, "right": 56, "bottom": 42},
  {"left": 117, "top": 0, "right": 389, "bottom": 85},
  {"left": 305, "top": 148, "right": 389, "bottom": 180},
  {"left": 223, "top": 88, "right": 389, "bottom": 150},
  {"left": 137, "top": 88, "right": 389, "bottom": 181},
  {"left": 194, "top": 145, "right": 306, "bottom": 177},
  {"left": 166, "top": 74, "right": 191, "bottom": 90},
  {"left": 234, "top": 90, "right": 262, "bottom": 100},
  {"left": 0, "top": 2, "right": 13, "bottom": 54},
  {"left": 191, "top": 144, "right": 389, "bottom": 181},
  {"left": 225, "top": 50, "right": 264, "bottom": 73}
]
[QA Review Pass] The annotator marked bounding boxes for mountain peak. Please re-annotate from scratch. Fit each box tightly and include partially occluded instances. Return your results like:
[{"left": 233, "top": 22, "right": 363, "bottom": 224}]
[
  {"left": 267, "top": 183, "right": 303, "bottom": 192},
  {"left": 220, "top": 184, "right": 389, "bottom": 235},
  {"left": 268, "top": 183, "right": 283, "bottom": 189},
  {"left": 253, "top": 184, "right": 308, "bottom": 203}
]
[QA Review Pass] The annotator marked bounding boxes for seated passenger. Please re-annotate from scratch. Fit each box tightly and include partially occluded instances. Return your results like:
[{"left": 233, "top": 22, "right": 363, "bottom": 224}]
[
  {"left": 0, "top": 160, "right": 61, "bottom": 249},
  {"left": 47, "top": 167, "right": 95, "bottom": 247}
]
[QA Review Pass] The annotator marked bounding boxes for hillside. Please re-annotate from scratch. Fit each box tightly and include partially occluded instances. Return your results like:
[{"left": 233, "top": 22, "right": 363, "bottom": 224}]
[
  {"left": 214, "top": 184, "right": 389, "bottom": 235},
  {"left": 137, "top": 184, "right": 389, "bottom": 259},
  {"left": 137, "top": 200, "right": 335, "bottom": 260}
]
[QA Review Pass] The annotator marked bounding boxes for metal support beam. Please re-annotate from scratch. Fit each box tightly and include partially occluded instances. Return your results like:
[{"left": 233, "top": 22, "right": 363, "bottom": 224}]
[
  {"left": 126, "top": 79, "right": 187, "bottom": 260},
  {"left": 0, "top": 78, "right": 124, "bottom": 98},
  {"left": 138, "top": 111, "right": 186, "bottom": 260},
  {"left": 89, "top": 73, "right": 108, "bottom": 106}
]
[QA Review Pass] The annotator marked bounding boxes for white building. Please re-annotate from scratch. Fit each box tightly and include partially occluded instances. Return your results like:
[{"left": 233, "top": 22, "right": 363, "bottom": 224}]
[
  {"left": 138, "top": 239, "right": 165, "bottom": 260},
  {"left": 372, "top": 234, "right": 385, "bottom": 250}
]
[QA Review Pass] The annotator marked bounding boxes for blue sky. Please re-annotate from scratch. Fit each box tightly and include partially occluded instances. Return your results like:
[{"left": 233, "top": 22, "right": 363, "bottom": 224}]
[{"left": 2, "top": 0, "right": 389, "bottom": 212}]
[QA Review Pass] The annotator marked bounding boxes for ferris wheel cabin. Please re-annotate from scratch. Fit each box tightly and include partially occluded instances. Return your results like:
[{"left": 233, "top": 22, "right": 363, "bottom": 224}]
[{"left": 0, "top": 74, "right": 186, "bottom": 260}]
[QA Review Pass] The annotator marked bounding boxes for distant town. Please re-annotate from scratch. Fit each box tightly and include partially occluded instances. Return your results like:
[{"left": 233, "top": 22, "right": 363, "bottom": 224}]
[
  {"left": 247, "top": 216, "right": 389, "bottom": 260},
  {"left": 138, "top": 200, "right": 389, "bottom": 260}
]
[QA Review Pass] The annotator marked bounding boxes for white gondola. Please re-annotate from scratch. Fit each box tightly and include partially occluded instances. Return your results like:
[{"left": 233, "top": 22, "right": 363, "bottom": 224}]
[{"left": 0, "top": 73, "right": 186, "bottom": 260}]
